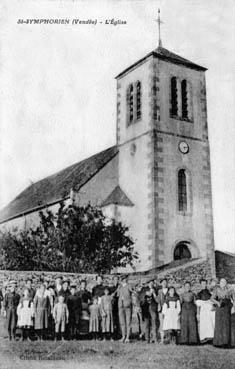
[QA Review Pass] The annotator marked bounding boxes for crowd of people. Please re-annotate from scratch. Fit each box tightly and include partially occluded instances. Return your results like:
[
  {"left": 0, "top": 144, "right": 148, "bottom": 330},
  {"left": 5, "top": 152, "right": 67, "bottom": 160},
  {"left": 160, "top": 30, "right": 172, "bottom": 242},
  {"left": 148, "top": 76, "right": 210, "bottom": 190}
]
[{"left": 0, "top": 275, "right": 234, "bottom": 348}]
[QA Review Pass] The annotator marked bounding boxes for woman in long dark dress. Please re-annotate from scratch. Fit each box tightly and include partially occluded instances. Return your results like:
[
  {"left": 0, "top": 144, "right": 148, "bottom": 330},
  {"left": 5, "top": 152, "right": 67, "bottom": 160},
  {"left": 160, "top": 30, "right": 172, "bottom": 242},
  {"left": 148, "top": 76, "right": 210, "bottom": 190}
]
[
  {"left": 231, "top": 307, "right": 235, "bottom": 348},
  {"left": 179, "top": 282, "right": 198, "bottom": 345},
  {"left": 211, "top": 278, "right": 233, "bottom": 347}
]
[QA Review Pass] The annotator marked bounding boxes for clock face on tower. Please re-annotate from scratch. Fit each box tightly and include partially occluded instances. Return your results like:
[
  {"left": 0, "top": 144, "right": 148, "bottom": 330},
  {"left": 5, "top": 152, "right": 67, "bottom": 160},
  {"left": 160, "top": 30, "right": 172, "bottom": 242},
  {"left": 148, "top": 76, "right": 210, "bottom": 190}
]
[{"left": 178, "top": 141, "right": 189, "bottom": 154}]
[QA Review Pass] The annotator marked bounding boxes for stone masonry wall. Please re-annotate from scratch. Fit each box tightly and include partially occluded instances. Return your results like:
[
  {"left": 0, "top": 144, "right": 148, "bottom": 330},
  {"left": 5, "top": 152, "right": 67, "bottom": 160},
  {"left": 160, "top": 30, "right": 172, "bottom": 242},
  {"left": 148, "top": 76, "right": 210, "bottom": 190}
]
[
  {"left": 0, "top": 258, "right": 219, "bottom": 294},
  {"left": 215, "top": 250, "right": 235, "bottom": 284}
]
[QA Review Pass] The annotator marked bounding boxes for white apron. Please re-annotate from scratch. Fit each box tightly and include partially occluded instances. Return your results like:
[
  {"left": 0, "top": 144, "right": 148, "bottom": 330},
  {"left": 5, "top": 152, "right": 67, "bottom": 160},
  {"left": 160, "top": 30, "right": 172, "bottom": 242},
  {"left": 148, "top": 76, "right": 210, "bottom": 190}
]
[
  {"left": 162, "top": 300, "right": 181, "bottom": 331},
  {"left": 196, "top": 299, "right": 215, "bottom": 341}
]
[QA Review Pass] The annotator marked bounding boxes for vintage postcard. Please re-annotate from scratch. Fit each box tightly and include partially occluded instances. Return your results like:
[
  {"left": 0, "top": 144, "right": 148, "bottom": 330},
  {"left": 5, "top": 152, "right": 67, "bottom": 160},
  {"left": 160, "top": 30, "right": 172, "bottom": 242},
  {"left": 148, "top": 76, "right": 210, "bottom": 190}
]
[{"left": 0, "top": 0, "right": 234, "bottom": 368}]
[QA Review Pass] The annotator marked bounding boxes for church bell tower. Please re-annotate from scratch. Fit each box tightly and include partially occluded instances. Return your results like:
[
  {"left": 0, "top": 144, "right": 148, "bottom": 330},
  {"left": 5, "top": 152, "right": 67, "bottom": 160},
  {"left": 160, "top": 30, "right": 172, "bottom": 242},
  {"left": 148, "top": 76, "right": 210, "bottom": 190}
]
[{"left": 115, "top": 11, "right": 215, "bottom": 273}]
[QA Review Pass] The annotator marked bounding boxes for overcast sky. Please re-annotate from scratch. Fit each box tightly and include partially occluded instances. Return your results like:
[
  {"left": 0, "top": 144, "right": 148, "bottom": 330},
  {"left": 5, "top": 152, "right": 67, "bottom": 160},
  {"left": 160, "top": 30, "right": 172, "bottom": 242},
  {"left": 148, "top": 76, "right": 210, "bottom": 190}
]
[{"left": 0, "top": 0, "right": 235, "bottom": 254}]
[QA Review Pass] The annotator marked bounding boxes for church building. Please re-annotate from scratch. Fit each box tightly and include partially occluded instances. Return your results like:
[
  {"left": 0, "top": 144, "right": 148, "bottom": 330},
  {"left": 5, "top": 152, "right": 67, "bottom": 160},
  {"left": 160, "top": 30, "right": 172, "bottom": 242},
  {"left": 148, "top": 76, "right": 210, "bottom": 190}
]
[{"left": 0, "top": 25, "right": 215, "bottom": 274}]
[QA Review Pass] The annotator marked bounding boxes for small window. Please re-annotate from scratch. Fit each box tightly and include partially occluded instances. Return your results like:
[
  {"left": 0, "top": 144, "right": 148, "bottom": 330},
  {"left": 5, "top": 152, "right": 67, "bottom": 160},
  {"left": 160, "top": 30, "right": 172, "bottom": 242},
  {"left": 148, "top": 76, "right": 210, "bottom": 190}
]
[
  {"left": 181, "top": 79, "right": 188, "bottom": 119},
  {"left": 170, "top": 77, "right": 178, "bottom": 116},
  {"left": 178, "top": 169, "right": 187, "bottom": 211},
  {"left": 136, "top": 81, "right": 141, "bottom": 120}
]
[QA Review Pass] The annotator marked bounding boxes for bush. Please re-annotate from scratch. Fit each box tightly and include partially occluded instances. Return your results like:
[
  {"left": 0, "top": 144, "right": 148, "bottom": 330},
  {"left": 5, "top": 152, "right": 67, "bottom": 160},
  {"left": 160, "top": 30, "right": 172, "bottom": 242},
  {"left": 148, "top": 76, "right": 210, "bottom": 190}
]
[{"left": 0, "top": 202, "right": 138, "bottom": 273}]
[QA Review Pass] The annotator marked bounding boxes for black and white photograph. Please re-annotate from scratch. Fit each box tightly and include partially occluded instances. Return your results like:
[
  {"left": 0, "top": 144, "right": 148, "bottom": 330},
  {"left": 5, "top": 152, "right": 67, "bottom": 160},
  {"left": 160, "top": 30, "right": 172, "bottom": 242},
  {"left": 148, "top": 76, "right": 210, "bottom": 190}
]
[{"left": 0, "top": 0, "right": 234, "bottom": 368}]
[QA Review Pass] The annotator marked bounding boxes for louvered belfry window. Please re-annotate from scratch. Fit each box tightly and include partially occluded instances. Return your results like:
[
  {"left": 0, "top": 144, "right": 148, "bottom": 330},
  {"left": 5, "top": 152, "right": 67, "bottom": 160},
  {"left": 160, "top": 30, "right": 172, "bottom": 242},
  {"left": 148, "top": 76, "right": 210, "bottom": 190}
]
[
  {"left": 178, "top": 169, "right": 187, "bottom": 211},
  {"left": 136, "top": 81, "right": 141, "bottom": 120},
  {"left": 127, "top": 81, "right": 142, "bottom": 125},
  {"left": 181, "top": 79, "right": 188, "bottom": 119},
  {"left": 128, "top": 84, "right": 134, "bottom": 124},
  {"left": 170, "top": 77, "right": 178, "bottom": 116}
]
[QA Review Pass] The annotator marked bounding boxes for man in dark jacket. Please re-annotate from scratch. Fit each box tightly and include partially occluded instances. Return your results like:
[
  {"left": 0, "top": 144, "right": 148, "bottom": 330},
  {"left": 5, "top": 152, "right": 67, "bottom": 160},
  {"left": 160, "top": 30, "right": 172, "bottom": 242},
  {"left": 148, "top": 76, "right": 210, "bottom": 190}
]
[
  {"left": 109, "top": 275, "right": 120, "bottom": 339},
  {"left": 3, "top": 281, "right": 20, "bottom": 340},
  {"left": 25, "top": 278, "right": 35, "bottom": 300},
  {"left": 77, "top": 280, "right": 91, "bottom": 336},
  {"left": 92, "top": 275, "right": 106, "bottom": 301},
  {"left": 61, "top": 280, "right": 71, "bottom": 303},
  {"left": 0, "top": 288, "right": 3, "bottom": 311},
  {"left": 67, "top": 284, "right": 82, "bottom": 339},
  {"left": 77, "top": 280, "right": 91, "bottom": 305},
  {"left": 141, "top": 283, "right": 158, "bottom": 343}
]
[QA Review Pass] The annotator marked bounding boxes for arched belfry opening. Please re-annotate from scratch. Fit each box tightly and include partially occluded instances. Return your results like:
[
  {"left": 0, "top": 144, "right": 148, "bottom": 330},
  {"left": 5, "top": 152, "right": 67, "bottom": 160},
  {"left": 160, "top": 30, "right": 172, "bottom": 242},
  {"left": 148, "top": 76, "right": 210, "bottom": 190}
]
[{"left": 174, "top": 241, "right": 192, "bottom": 260}]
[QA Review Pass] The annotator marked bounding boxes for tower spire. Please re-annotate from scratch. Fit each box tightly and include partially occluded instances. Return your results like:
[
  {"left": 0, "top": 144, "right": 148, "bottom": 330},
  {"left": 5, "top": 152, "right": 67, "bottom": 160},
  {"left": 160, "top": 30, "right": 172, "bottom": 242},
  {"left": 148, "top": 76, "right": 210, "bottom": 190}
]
[{"left": 156, "top": 8, "right": 163, "bottom": 47}]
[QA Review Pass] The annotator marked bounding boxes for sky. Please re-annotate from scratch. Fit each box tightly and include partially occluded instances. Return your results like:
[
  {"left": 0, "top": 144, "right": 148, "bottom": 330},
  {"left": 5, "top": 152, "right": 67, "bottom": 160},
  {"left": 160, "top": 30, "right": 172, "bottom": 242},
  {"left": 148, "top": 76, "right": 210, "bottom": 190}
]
[{"left": 0, "top": 0, "right": 235, "bottom": 254}]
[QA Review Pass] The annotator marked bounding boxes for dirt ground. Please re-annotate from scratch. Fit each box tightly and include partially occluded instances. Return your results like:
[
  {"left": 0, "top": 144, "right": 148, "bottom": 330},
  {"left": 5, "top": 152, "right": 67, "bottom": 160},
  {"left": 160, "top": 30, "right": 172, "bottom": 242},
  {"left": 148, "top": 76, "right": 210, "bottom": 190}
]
[{"left": 0, "top": 316, "right": 234, "bottom": 369}]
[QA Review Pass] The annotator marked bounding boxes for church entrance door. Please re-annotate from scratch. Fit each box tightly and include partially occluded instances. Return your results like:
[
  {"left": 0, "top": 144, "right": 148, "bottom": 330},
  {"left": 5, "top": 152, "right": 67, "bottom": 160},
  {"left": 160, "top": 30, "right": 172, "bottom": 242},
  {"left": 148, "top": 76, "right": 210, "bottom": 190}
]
[{"left": 174, "top": 241, "right": 191, "bottom": 260}]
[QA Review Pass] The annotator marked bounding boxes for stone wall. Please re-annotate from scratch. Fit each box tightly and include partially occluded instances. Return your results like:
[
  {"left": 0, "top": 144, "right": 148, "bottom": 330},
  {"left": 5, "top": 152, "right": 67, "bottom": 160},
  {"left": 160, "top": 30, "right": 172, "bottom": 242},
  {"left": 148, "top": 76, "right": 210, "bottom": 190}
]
[
  {"left": 127, "top": 258, "right": 213, "bottom": 291},
  {"left": 0, "top": 257, "right": 217, "bottom": 293},
  {"left": 215, "top": 250, "right": 235, "bottom": 284}
]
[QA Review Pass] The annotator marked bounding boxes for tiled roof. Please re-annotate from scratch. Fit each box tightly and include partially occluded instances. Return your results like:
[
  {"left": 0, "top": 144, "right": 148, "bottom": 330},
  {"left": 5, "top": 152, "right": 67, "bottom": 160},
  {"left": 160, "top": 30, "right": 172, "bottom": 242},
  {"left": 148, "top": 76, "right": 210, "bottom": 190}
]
[
  {"left": 101, "top": 185, "right": 134, "bottom": 207},
  {"left": 0, "top": 146, "right": 118, "bottom": 223},
  {"left": 116, "top": 46, "right": 207, "bottom": 78}
]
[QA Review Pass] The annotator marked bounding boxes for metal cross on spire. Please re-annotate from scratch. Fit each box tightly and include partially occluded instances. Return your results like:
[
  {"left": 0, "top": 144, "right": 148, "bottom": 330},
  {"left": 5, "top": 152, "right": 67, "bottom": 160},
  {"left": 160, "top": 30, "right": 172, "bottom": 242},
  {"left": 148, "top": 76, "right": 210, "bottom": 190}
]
[{"left": 156, "top": 8, "right": 163, "bottom": 47}]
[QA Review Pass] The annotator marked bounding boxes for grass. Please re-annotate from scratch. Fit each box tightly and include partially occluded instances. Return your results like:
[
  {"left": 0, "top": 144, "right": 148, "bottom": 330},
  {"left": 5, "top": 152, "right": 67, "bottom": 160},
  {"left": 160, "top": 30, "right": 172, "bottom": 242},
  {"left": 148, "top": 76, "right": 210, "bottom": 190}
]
[{"left": 0, "top": 317, "right": 234, "bottom": 369}]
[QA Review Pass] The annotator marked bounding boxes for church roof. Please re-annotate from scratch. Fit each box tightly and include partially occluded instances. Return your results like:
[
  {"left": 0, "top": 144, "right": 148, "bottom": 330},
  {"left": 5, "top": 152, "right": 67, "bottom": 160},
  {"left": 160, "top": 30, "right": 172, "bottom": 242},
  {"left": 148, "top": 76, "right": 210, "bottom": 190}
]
[
  {"left": 116, "top": 46, "right": 207, "bottom": 79},
  {"left": 101, "top": 185, "right": 134, "bottom": 207},
  {"left": 0, "top": 145, "right": 118, "bottom": 223}
]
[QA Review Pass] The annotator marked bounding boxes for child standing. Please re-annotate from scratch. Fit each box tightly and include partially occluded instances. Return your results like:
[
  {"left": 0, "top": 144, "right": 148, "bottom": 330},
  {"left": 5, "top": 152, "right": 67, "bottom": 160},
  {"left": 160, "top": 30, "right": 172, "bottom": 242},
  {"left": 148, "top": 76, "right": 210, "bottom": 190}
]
[
  {"left": 162, "top": 286, "right": 181, "bottom": 344},
  {"left": 89, "top": 296, "right": 101, "bottom": 340},
  {"left": 100, "top": 287, "right": 113, "bottom": 340},
  {"left": 53, "top": 295, "right": 69, "bottom": 341},
  {"left": 17, "top": 288, "right": 34, "bottom": 341}
]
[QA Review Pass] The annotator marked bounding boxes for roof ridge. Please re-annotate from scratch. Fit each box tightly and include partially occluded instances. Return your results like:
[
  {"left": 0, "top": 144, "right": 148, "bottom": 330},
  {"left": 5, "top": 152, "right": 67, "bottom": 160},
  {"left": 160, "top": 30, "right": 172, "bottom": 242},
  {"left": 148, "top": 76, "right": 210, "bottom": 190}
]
[
  {"left": 116, "top": 46, "right": 206, "bottom": 79},
  {"left": 36, "top": 145, "right": 117, "bottom": 188},
  {"left": 50, "top": 145, "right": 117, "bottom": 192},
  {"left": 154, "top": 46, "right": 193, "bottom": 63}
]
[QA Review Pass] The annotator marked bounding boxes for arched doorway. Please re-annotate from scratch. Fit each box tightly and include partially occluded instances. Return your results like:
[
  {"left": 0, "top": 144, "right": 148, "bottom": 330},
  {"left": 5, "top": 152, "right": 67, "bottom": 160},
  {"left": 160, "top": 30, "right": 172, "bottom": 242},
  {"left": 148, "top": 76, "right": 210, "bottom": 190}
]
[{"left": 174, "top": 241, "right": 192, "bottom": 260}]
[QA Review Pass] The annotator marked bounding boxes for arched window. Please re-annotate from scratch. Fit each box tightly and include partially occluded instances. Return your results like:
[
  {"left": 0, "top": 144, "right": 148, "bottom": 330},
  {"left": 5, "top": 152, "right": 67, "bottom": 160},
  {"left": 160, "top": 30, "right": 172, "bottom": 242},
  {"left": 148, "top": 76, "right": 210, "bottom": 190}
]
[
  {"left": 126, "top": 84, "right": 134, "bottom": 125},
  {"left": 136, "top": 81, "right": 141, "bottom": 120},
  {"left": 174, "top": 242, "right": 191, "bottom": 260},
  {"left": 181, "top": 79, "right": 188, "bottom": 119},
  {"left": 170, "top": 77, "right": 178, "bottom": 116},
  {"left": 178, "top": 169, "right": 187, "bottom": 211}
]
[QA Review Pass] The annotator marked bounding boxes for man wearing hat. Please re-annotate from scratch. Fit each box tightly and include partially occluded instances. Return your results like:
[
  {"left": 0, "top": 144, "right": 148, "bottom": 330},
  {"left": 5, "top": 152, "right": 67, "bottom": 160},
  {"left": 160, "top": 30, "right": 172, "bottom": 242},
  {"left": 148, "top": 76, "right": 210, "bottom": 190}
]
[
  {"left": 3, "top": 281, "right": 20, "bottom": 340},
  {"left": 61, "top": 280, "right": 71, "bottom": 304}
]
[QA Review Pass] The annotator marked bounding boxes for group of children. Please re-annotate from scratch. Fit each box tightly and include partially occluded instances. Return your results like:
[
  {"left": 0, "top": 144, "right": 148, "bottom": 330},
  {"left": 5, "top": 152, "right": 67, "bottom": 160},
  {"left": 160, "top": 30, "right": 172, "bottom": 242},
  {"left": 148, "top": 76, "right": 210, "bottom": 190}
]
[{"left": 0, "top": 274, "right": 234, "bottom": 348}]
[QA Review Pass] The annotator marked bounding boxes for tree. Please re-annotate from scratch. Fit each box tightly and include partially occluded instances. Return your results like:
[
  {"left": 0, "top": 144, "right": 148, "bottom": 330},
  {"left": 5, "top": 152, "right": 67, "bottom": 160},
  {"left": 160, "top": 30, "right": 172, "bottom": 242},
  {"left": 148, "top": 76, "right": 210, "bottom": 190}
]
[{"left": 0, "top": 203, "right": 139, "bottom": 273}]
